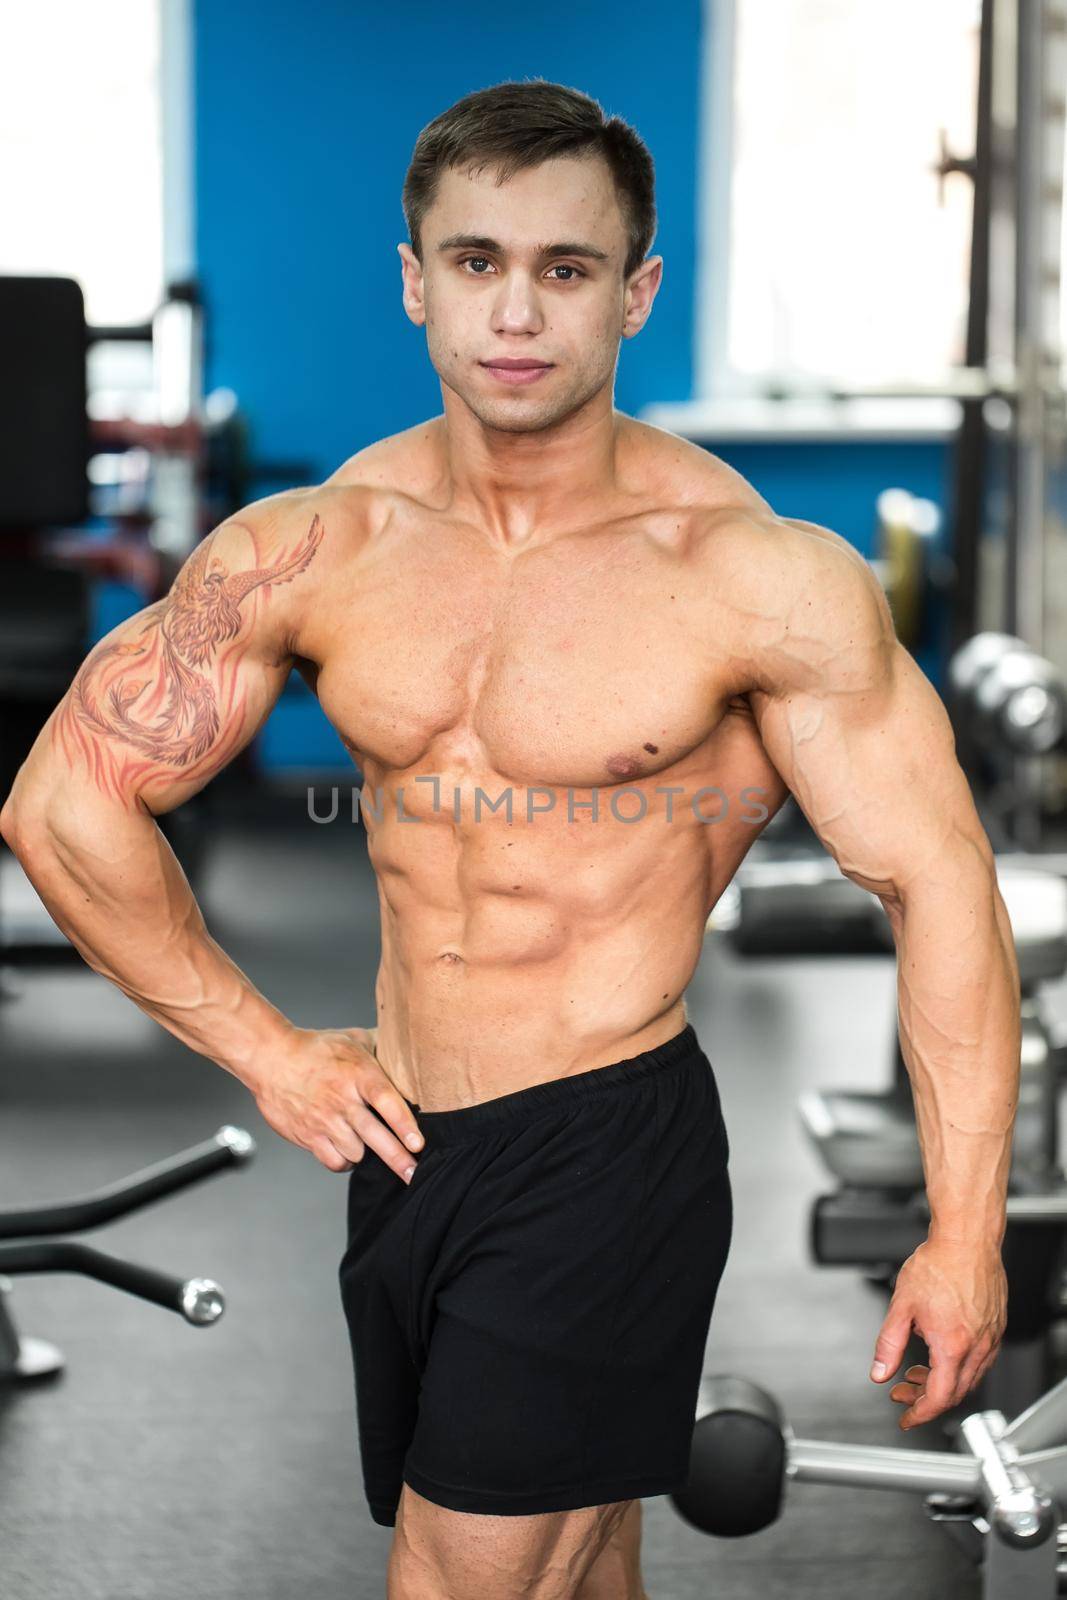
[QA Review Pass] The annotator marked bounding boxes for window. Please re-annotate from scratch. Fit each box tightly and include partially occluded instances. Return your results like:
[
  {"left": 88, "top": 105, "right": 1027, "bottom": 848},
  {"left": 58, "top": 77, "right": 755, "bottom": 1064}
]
[
  {"left": 0, "top": 0, "right": 184, "bottom": 328},
  {"left": 700, "top": 0, "right": 983, "bottom": 395}
]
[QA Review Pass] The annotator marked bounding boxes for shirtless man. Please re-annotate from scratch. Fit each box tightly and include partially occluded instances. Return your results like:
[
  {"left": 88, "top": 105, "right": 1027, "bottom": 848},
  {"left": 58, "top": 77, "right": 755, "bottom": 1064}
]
[{"left": 1, "top": 81, "right": 1017, "bottom": 1600}]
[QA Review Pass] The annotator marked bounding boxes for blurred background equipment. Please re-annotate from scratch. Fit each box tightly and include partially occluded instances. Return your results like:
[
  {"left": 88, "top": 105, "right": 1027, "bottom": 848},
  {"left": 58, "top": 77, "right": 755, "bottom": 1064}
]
[
  {"left": 869, "top": 486, "right": 953, "bottom": 655},
  {"left": 0, "top": 1126, "right": 253, "bottom": 1381},
  {"left": 950, "top": 630, "right": 1067, "bottom": 755},
  {"left": 0, "top": 276, "right": 89, "bottom": 530},
  {"left": 0, "top": 272, "right": 217, "bottom": 957},
  {"left": 673, "top": 1367, "right": 1067, "bottom": 1596}
]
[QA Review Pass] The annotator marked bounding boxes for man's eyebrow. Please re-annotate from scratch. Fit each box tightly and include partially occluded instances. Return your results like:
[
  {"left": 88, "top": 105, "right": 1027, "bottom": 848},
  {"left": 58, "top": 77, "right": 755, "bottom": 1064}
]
[{"left": 435, "top": 233, "right": 610, "bottom": 262}]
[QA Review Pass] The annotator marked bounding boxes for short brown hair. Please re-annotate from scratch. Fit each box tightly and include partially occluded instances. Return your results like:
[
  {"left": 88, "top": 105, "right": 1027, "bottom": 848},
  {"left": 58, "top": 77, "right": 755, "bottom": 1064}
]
[{"left": 402, "top": 79, "right": 657, "bottom": 280}]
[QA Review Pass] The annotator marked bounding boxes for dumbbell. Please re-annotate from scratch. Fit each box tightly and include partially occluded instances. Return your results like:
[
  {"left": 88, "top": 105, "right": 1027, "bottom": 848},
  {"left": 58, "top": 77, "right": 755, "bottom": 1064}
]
[{"left": 949, "top": 633, "right": 1067, "bottom": 755}]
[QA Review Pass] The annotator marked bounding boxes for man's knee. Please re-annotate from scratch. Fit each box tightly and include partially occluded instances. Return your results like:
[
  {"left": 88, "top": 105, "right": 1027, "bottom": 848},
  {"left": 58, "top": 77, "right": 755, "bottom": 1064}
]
[{"left": 387, "top": 1486, "right": 634, "bottom": 1600}]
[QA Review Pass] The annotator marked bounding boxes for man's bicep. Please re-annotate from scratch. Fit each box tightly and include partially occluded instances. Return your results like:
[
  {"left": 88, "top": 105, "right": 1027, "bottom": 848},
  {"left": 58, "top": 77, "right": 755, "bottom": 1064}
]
[
  {"left": 30, "top": 510, "right": 324, "bottom": 816},
  {"left": 749, "top": 570, "right": 991, "bottom": 902}
]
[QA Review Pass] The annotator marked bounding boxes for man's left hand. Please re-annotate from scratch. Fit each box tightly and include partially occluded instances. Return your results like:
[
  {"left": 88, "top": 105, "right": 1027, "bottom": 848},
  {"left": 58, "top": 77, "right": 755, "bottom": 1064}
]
[{"left": 867, "top": 1237, "right": 1007, "bottom": 1428}]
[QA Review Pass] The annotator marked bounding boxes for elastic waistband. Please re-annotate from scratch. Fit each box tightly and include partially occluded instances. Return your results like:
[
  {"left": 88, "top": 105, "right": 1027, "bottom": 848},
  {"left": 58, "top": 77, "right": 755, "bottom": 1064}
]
[{"left": 409, "top": 1024, "right": 702, "bottom": 1147}]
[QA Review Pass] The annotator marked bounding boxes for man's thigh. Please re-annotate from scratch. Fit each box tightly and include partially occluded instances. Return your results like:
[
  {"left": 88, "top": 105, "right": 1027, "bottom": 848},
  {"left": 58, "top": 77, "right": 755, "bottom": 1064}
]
[{"left": 387, "top": 1484, "right": 635, "bottom": 1600}]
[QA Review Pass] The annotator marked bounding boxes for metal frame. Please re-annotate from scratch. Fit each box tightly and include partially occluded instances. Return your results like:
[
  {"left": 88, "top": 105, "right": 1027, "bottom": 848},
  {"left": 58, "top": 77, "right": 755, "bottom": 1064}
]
[
  {"left": 784, "top": 1378, "right": 1067, "bottom": 1597},
  {"left": 0, "top": 1127, "right": 254, "bottom": 1382}
]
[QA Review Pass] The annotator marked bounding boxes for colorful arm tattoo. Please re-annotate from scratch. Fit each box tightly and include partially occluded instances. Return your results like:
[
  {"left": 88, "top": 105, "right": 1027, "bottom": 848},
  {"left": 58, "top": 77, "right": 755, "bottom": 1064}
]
[{"left": 54, "top": 514, "right": 324, "bottom": 801}]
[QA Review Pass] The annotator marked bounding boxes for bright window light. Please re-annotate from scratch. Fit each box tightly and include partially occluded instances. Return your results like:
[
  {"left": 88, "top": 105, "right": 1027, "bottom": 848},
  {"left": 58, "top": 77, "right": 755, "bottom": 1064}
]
[
  {"left": 0, "top": 1, "right": 165, "bottom": 327},
  {"left": 718, "top": 0, "right": 982, "bottom": 390}
]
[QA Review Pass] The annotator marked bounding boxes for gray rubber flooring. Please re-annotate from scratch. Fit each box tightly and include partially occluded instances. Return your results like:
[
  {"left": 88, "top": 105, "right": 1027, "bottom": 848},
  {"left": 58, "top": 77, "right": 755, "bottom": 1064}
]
[{"left": 0, "top": 814, "right": 1035, "bottom": 1597}]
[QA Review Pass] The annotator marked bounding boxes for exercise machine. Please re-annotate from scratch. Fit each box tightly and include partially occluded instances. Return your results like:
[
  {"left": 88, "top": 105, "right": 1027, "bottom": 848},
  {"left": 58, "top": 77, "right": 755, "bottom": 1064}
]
[
  {"left": 673, "top": 1189, "right": 1067, "bottom": 1600},
  {"left": 800, "top": 858, "right": 1067, "bottom": 1420},
  {"left": 0, "top": 1124, "right": 254, "bottom": 1381}
]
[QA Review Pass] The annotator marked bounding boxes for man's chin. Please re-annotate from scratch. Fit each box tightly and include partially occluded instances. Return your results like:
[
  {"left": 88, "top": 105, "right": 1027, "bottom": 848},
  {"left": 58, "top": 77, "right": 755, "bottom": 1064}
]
[
  {"left": 481, "top": 410, "right": 560, "bottom": 435},
  {"left": 448, "top": 385, "right": 581, "bottom": 436}
]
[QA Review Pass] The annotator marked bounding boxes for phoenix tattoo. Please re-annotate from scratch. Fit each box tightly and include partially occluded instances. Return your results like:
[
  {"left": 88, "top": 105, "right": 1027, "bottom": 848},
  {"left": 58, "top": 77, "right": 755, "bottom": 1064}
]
[{"left": 56, "top": 515, "right": 324, "bottom": 797}]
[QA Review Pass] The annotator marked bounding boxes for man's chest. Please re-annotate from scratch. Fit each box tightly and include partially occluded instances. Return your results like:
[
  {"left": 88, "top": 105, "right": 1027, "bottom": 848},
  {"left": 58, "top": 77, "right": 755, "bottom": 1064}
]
[{"left": 300, "top": 519, "right": 736, "bottom": 787}]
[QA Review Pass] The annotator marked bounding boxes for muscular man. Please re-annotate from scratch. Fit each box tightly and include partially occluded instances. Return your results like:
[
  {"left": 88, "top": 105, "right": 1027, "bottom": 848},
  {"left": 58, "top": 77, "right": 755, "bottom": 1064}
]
[{"left": 1, "top": 81, "right": 1017, "bottom": 1600}]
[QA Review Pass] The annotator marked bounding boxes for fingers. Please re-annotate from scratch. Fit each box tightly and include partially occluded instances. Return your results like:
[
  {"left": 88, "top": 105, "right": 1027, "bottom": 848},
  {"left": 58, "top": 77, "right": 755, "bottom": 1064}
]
[
  {"left": 358, "top": 1071, "right": 424, "bottom": 1157},
  {"left": 869, "top": 1306, "right": 913, "bottom": 1381},
  {"left": 311, "top": 1113, "right": 419, "bottom": 1182},
  {"left": 888, "top": 1364, "right": 928, "bottom": 1408},
  {"left": 308, "top": 1078, "right": 422, "bottom": 1183},
  {"left": 898, "top": 1325, "right": 1001, "bottom": 1427},
  {"left": 298, "top": 1050, "right": 426, "bottom": 1180},
  {"left": 889, "top": 1348, "right": 1001, "bottom": 1427},
  {"left": 276, "top": 1037, "right": 426, "bottom": 1181},
  {"left": 321, "top": 1116, "right": 370, "bottom": 1169},
  {"left": 345, "top": 1068, "right": 423, "bottom": 1182},
  {"left": 899, "top": 1353, "right": 963, "bottom": 1429},
  {"left": 310, "top": 1119, "right": 411, "bottom": 1182},
  {"left": 309, "top": 1133, "right": 361, "bottom": 1173},
  {"left": 338, "top": 1104, "right": 419, "bottom": 1183}
]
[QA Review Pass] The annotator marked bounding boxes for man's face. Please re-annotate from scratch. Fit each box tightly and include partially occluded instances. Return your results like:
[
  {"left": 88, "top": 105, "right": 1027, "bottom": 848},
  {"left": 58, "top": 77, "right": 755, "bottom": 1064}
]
[{"left": 398, "top": 154, "right": 661, "bottom": 435}]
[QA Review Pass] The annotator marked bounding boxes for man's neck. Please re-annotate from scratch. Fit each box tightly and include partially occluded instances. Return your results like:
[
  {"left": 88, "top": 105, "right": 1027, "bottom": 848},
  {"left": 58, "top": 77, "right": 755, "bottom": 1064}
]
[{"left": 433, "top": 399, "right": 628, "bottom": 548}]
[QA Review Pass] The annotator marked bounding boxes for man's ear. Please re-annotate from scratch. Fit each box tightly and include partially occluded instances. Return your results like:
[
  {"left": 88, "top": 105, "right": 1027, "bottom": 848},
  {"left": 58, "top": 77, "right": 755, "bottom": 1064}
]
[
  {"left": 397, "top": 243, "right": 426, "bottom": 327},
  {"left": 622, "top": 254, "right": 664, "bottom": 339}
]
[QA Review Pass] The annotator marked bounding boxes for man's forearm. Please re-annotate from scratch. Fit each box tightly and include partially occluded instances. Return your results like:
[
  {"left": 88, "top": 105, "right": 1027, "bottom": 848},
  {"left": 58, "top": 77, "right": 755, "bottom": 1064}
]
[
  {"left": 1, "top": 789, "right": 293, "bottom": 1091},
  {"left": 885, "top": 859, "right": 1020, "bottom": 1250}
]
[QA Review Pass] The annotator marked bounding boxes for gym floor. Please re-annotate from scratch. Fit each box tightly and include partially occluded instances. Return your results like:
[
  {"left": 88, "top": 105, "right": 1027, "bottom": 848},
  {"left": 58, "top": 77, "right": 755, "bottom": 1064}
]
[{"left": 1, "top": 810, "right": 1055, "bottom": 1600}]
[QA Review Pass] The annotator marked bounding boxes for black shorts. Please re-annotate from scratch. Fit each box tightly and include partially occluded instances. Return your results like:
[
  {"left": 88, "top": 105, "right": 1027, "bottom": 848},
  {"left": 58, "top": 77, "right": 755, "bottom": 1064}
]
[{"left": 337, "top": 1022, "right": 732, "bottom": 1526}]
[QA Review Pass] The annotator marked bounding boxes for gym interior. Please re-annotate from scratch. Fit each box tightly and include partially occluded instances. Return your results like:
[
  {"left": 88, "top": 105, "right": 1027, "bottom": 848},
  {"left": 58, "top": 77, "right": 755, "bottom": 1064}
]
[{"left": 3, "top": 2, "right": 1067, "bottom": 1596}]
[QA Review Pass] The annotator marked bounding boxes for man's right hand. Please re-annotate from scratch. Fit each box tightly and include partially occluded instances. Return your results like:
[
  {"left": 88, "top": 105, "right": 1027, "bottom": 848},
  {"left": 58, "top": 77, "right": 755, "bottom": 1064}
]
[{"left": 250, "top": 1025, "right": 424, "bottom": 1180}]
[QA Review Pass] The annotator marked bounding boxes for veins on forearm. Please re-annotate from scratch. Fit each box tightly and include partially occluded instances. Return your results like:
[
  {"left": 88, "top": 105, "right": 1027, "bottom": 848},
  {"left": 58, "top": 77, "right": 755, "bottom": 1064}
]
[{"left": 54, "top": 515, "right": 324, "bottom": 797}]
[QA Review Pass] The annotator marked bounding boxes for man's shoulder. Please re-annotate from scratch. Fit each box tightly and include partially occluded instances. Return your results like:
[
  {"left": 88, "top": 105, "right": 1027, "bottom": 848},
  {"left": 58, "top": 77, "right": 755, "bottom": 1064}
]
[
  {"left": 226, "top": 479, "right": 389, "bottom": 560},
  {"left": 201, "top": 482, "right": 383, "bottom": 659},
  {"left": 682, "top": 498, "right": 893, "bottom": 697},
  {"left": 616, "top": 418, "right": 884, "bottom": 659},
  {"left": 626, "top": 418, "right": 822, "bottom": 574},
  {"left": 687, "top": 495, "right": 876, "bottom": 598},
  {"left": 628, "top": 416, "right": 857, "bottom": 564},
  {"left": 324, "top": 418, "right": 444, "bottom": 498}
]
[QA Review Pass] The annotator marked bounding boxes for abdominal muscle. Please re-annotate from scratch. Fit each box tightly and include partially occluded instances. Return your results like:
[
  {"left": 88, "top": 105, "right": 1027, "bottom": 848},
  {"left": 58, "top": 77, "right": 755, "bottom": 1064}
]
[
  {"left": 365, "top": 740, "right": 788, "bottom": 1111},
  {"left": 372, "top": 849, "right": 702, "bottom": 1111}
]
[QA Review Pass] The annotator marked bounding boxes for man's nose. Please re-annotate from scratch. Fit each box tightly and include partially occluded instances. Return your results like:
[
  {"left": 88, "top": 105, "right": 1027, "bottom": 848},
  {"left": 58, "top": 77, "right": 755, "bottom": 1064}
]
[{"left": 490, "top": 273, "right": 546, "bottom": 334}]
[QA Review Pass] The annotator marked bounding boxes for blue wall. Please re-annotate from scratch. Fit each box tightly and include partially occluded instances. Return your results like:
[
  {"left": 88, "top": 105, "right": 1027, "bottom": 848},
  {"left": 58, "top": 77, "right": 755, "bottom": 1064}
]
[
  {"left": 193, "top": 0, "right": 702, "bottom": 482},
  {"left": 186, "top": 1, "right": 952, "bottom": 772}
]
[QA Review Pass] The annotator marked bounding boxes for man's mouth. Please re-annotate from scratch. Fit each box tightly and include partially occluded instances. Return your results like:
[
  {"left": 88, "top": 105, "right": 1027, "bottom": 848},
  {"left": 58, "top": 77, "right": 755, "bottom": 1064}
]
[{"left": 480, "top": 359, "right": 554, "bottom": 386}]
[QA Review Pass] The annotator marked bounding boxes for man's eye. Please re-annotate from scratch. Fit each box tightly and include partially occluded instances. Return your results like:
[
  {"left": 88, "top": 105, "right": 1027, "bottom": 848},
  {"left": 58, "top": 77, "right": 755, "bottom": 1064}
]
[{"left": 457, "top": 258, "right": 584, "bottom": 281}]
